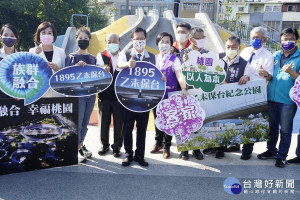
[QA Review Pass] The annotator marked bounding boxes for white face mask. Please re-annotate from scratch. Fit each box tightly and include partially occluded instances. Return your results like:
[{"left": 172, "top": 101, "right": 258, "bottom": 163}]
[
  {"left": 158, "top": 43, "right": 170, "bottom": 54},
  {"left": 176, "top": 33, "right": 187, "bottom": 43},
  {"left": 195, "top": 39, "right": 205, "bottom": 49},
  {"left": 226, "top": 49, "right": 238, "bottom": 59},
  {"left": 133, "top": 40, "right": 146, "bottom": 51}
]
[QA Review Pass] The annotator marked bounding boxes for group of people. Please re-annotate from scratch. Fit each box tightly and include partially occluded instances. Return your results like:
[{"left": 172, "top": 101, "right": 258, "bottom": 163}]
[{"left": 0, "top": 20, "right": 299, "bottom": 168}]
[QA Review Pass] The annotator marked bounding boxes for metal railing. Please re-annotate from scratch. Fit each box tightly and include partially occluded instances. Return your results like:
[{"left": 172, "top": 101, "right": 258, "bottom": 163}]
[{"left": 217, "top": 20, "right": 280, "bottom": 52}]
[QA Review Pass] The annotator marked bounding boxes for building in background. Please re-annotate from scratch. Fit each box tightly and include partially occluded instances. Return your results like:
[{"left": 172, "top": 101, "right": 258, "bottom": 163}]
[
  {"left": 219, "top": 0, "right": 300, "bottom": 41},
  {"left": 99, "top": 0, "right": 218, "bottom": 22}
]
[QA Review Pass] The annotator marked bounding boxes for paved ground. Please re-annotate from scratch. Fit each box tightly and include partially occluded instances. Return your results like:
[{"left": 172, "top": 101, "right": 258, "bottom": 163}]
[{"left": 0, "top": 126, "right": 299, "bottom": 200}]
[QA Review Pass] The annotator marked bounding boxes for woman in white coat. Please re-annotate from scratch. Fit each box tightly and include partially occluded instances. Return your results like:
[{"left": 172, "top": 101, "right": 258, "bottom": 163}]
[{"left": 29, "top": 22, "right": 66, "bottom": 97}]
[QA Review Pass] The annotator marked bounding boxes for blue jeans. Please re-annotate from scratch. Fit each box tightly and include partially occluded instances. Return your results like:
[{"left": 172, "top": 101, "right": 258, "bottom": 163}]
[
  {"left": 78, "top": 95, "right": 96, "bottom": 145},
  {"left": 267, "top": 100, "right": 297, "bottom": 159}
]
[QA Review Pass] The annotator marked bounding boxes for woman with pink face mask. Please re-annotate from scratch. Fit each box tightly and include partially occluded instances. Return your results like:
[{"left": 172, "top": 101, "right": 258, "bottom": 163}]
[{"left": 29, "top": 22, "right": 66, "bottom": 97}]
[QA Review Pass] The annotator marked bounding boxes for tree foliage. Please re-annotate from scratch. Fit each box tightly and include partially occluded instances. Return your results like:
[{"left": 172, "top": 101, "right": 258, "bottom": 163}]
[{"left": 0, "top": 0, "right": 112, "bottom": 51}]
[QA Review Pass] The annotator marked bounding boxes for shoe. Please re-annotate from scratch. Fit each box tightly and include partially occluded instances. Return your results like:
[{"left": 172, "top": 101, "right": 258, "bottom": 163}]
[
  {"left": 240, "top": 152, "right": 252, "bottom": 160},
  {"left": 257, "top": 150, "right": 276, "bottom": 160},
  {"left": 82, "top": 145, "right": 92, "bottom": 158},
  {"left": 203, "top": 147, "right": 218, "bottom": 154},
  {"left": 275, "top": 158, "right": 286, "bottom": 168},
  {"left": 287, "top": 157, "right": 300, "bottom": 164},
  {"left": 226, "top": 144, "right": 240, "bottom": 152},
  {"left": 122, "top": 155, "right": 133, "bottom": 166},
  {"left": 78, "top": 148, "right": 87, "bottom": 163},
  {"left": 150, "top": 145, "right": 163, "bottom": 153},
  {"left": 98, "top": 146, "right": 109, "bottom": 155},
  {"left": 163, "top": 148, "right": 170, "bottom": 159},
  {"left": 215, "top": 150, "right": 224, "bottom": 159},
  {"left": 180, "top": 151, "right": 189, "bottom": 160},
  {"left": 113, "top": 149, "right": 121, "bottom": 158},
  {"left": 133, "top": 156, "right": 149, "bottom": 166},
  {"left": 193, "top": 150, "right": 204, "bottom": 160}
]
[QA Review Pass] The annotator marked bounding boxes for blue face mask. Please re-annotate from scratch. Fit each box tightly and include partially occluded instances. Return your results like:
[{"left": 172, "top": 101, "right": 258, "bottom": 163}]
[
  {"left": 107, "top": 43, "right": 119, "bottom": 53},
  {"left": 250, "top": 38, "right": 262, "bottom": 49}
]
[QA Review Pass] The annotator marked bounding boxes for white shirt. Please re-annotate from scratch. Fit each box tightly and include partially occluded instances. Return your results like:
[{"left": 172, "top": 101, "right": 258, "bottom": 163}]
[
  {"left": 118, "top": 49, "right": 148, "bottom": 70},
  {"left": 0, "top": 47, "right": 17, "bottom": 60},
  {"left": 240, "top": 46, "right": 274, "bottom": 80},
  {"left": 156, "top": 51, "right": 181, "bottom": 71},
  {"left": 29, "top": 44, "right": 66, "bottom": 98},
  {"left": 96, "top": 50, "right": 121, "bottom": 72}
]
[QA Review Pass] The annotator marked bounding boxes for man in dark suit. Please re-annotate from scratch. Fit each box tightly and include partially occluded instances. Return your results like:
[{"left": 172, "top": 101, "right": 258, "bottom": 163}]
[
  {"left": 117, "top": 27, "right": 156, "bottom": 167},
  {"left": 97, "top": 33, "right": 124, "bottom": 158}
]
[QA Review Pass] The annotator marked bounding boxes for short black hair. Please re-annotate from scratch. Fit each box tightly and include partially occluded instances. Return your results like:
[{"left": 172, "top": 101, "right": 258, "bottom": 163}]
[
  {"left": 156, "top": 32, "right": 173, "bottom": 46},
  {"left": 131, "top": 27, "right": 147, "bottom": 39},
  {"left": 0, "top": 24, "right": 19, "bottom": 44},
  {"left": 176, "top": 22, "right": 191, "bottom": 31},
  {"left": 76, "top": 27, "right": 91, "bottom": 40},
  {"left": 280, "top": 28, "right": 299, "bottom": 40},
  {"left": 225, "top": 36, "right": 241, "bottom": 45}
]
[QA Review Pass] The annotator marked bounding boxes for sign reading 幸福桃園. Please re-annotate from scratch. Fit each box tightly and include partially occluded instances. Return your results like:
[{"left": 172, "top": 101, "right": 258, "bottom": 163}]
[
  {"left": 182, "top": 51, "right": 226, "bottom": 92},
  {"left": 0, "top": 97, "right": 78, "bottom": 176},
  {"left": 0, "top": 52, "right": 52, "bottom": 105},
  {"left": 115, "top": 61, "right": 166, "bottom": 112}
]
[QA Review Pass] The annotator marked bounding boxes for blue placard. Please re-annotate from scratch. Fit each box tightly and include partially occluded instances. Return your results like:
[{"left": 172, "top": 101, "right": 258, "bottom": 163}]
[
  {"left": 115, "top": 61, "right": 166, "bottom": 112},
  {"left": 49, "top": 65, "right": 113, "bottom": 97},
  {"left": 0, "top": 52, "right": 52, "bottom": 105}
]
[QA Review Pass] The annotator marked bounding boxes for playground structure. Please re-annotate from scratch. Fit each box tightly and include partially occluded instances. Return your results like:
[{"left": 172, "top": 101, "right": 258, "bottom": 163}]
[{"left": 53, "top": 8, "right": 226, "bottom": 57}]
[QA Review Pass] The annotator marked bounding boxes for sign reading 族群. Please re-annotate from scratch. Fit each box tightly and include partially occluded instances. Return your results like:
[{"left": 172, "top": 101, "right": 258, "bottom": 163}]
[
  {"left": 50, "top": 65, "right": 112, "bottom": 97},
  {"left": 115, "top": 61, "right": 166, "bottom": 112},
  {"left": 182, "top": 51, "right": 226, "bottom": 92},
  {"left": 0, "top": 52, "right": 52, "bottom": 105}
]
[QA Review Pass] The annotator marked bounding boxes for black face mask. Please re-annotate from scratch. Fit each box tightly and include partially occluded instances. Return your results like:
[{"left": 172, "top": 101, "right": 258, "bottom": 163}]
[
  {"left": 2, "top": 37, "right": 17, "bottom": 48},
  {"left": 78, "top": 40, "right": 89, "bottom": 50}
]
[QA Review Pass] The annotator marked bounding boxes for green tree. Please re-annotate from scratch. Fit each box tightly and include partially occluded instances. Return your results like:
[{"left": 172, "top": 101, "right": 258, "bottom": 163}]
[{"left": 0, "top": 0, "right": 111, "bottom": 51}]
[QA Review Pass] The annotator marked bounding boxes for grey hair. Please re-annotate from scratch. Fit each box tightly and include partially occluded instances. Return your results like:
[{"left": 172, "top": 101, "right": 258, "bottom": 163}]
[
  {"left": 191, "top": 27, "right": 204, "bottom": 37},
  {"left": 250, "top": 27, "right": 267, "bottom": 38}
]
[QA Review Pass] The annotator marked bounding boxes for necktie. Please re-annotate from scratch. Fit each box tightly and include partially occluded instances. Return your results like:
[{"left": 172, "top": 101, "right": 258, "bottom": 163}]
[
  {"left": 137, "top": 53, "right": 142, "bottom": 61},
  {"left": 248, "top": 52, "right": 255, "bottom": 64}
]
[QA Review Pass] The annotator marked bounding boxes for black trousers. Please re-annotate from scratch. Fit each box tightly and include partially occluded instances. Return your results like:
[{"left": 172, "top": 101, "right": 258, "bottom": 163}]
[
  {"left": 123, "top": 110, "right": 149, "bottom": 159},
  {"left": 242, "top": 143, "right": 254, "bottom": 154},
  {"left": 153, "top": 108, "right": 172, "bottom": 149},
  {"left": 98, "top": 99, "right": 124, "bottom": 150}
]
